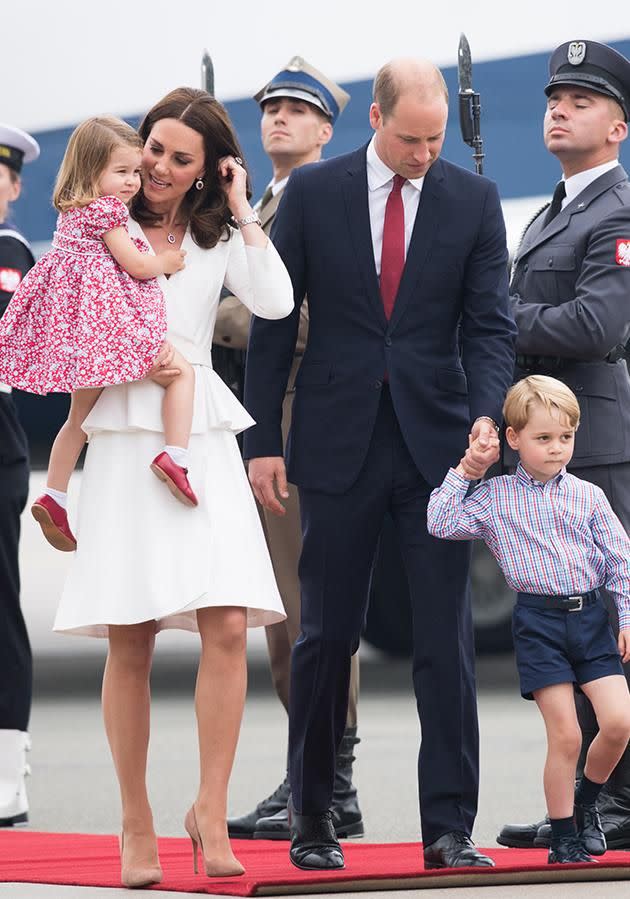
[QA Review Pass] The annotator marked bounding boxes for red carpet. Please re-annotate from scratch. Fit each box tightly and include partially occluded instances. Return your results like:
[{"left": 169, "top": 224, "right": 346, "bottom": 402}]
[{"left": 1, "top": 832, "right": 630, "bottom": 894}]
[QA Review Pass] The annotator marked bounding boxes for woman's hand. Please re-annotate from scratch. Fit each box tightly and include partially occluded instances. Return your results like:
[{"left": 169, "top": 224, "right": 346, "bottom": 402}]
[{"left": 218, "top": 155, "right": 250, "bottom": 220}]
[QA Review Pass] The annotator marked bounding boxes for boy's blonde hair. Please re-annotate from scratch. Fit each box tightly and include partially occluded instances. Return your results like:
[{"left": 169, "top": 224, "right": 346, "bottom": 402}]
[
  {"left": 503, "top": 375, "right": 581, "bottom": 431},
  {"left": 53, "top": 117, "right": 143, "bottom": 213}
]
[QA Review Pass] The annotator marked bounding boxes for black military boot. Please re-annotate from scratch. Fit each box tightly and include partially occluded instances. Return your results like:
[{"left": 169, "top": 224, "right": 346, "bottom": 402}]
[
  {"left": 253, "top": 727, "right": 364, "bottom": 840},
  {"left": 593, "top": 744, "right": 630, "bottom": 849},
  {"left": 330, "top": 726, "right": 364, "bottom": 837},
  {"left": 227, "top": 773, "right": 290, "bottom": 838}
]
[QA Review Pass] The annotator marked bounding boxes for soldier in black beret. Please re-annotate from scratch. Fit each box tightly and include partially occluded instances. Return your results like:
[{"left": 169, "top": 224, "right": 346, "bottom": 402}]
[
  {"left": 0, "top": 123, "right": 39, "bottom": 828},
  {"left": 497, "top": 40, "right": 630, "bottom": 856}
]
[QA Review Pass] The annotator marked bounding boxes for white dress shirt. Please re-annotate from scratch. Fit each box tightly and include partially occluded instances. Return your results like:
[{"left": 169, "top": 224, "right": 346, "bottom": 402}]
[
  {"left": 561, "top": 159, "right": 619, "bottom": 208},
  {"left": 270, "top": 176, "right": 289, "bottom": 197},
  {"left": 366, "top": 136, "right": 424, "bottom": 277}
]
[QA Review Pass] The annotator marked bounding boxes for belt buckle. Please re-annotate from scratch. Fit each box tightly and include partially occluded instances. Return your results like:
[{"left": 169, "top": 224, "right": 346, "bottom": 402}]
[{"left": 568, "top": 595, "right": 583, "bottom": 612}]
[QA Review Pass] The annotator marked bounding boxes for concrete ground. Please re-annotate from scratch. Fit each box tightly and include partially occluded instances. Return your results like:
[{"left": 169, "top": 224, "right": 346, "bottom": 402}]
[
  {"left": 3, "top": 473, "right": 629, "bottom": 896},
  {"left": 2, "top": 653, "right": 630, "bottom": 898}
]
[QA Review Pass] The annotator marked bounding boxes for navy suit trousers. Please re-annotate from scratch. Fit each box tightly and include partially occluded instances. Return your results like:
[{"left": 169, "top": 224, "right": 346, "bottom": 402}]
[{"left": 289, "top": 386, "right": 478, "bottom": 845}]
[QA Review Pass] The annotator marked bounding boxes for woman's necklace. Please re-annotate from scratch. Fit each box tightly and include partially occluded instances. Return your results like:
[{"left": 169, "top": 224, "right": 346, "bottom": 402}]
[{"left": 162, "top": 219, "right": 184, "bottom": 244}]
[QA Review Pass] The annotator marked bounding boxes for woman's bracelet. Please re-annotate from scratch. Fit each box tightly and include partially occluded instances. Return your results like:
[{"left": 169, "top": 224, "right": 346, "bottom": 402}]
[{"left": 235, "top": 212, "right": 262, "bottom": 227}]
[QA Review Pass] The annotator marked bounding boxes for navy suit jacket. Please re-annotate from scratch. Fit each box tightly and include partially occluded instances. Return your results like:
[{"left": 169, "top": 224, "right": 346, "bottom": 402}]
[{"left": 243, "top": 146, "right": 516, "bottom": 493}]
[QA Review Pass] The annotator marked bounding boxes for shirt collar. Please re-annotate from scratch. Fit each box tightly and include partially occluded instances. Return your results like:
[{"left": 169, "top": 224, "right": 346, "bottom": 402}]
[
  {"left": 515, "top": 461, "right": 567, "bottom": 488},
  {"left": 563, "top": 159, "right": 619, "bottom": 206},
  {"left": 269, "top": 176, "right": 289, "bottom": 197},
  {"left": 366, "top": 135, "right": 424, "bottom": 193}
]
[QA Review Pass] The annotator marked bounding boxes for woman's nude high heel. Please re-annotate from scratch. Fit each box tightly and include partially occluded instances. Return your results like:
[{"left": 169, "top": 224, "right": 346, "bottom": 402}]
[
  {"left": 184, "top": 804, "right": 244, "bottom": 877},
  {"left": 119, "top": 832, "right": 163, "bottom": 889}
]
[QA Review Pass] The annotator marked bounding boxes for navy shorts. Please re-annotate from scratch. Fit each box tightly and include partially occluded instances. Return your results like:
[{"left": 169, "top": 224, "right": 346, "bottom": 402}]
[{"left": 512, "top": 594, "right": 623, "bottom": 700}]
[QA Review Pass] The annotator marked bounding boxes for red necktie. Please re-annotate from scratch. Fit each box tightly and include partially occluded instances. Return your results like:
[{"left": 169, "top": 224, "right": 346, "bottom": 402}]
[{"left": 380, "top": 174, "right": 406, "bottom": 320}]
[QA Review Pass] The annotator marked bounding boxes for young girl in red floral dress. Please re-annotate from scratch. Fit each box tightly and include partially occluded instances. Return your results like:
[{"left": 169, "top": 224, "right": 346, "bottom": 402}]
[{"left": 0, "top": 117, "right": 198, "bottom": 551}]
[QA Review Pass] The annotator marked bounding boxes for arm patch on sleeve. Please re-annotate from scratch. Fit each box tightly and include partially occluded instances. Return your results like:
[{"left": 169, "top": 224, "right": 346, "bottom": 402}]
[
  {"left": 0, "top": 268, "right": 21, "bottom": 292},
  {"left": 615, "top": 239, "right": 630, "bottom": 267}
]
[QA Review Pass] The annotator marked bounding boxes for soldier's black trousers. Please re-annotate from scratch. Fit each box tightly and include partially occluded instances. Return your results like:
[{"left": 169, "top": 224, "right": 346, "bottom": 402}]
[{"left": 0, "top": 458, "right": 31, "bottom": 730}]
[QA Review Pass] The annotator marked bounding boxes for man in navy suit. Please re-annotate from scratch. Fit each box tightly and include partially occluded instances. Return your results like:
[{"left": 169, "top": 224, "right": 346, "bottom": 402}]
[{"left": 244, "top": 58, "right": 516, "bottom": 870}]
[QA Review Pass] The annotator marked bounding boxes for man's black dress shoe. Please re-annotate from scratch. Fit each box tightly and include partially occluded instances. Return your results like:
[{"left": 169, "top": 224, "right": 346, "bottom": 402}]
[
  {"left": 548, "top": 835, "right": 597, "bottom": 864},
  {"left": 423, "top": 832, "right": 495, "bottom": 869},
  {"left": 288, "top": 799, "right": 345, "bottom": 870}
]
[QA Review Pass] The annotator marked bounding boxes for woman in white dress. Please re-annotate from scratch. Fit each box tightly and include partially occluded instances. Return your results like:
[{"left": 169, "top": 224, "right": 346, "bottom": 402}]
[{"left": 53, "top": 88, "right": 293, "bottom": 887}]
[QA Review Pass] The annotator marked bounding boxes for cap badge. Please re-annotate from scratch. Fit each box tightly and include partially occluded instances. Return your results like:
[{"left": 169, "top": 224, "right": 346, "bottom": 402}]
[{"left": 568, "top": 42, "right": 586, "bottom": 66}]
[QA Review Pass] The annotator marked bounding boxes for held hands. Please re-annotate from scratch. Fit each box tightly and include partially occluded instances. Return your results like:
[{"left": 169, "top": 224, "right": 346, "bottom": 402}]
[
  {"left": 248, "top": 456, "right": 289, "bottom": 516},
  {"left": 456, "top": 419, "right": 501, "bottom": 481},
  {"left": 158, "top": 248, "right": 186, "bottom": 275},
  {"left": 619, "top": 628, "right": 630, "bottom": 664}
]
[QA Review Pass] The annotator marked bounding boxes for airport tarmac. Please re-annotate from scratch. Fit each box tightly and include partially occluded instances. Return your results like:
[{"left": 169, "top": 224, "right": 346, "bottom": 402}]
[
  {"left": 4, "top": 475, "right": 630, "bottom": 897},
  {"left": 3, "top": 654, "right": 630, "bottom": 898}
]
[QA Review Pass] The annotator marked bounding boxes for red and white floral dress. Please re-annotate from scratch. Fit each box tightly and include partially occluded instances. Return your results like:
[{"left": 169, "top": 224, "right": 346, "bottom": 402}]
[{"left": 0, "top": 196, "right": 167, "bottom": 394}]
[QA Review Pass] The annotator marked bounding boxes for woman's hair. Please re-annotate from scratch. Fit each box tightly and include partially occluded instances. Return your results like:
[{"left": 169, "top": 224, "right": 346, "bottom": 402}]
[
  {"left": 53, "top": 117, "right": 143, "bottom": 213},
  {"left": 503, "top": 375, "right": 581, "bottom": 431},
  {"left": 131, "top": 87, "right": 251, "bottom": 249}
]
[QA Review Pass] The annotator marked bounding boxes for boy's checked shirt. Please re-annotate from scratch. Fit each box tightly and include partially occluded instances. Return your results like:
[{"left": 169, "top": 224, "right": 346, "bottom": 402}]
[{"left": 427, "top": 463, "right": 630, "bottom": 629}]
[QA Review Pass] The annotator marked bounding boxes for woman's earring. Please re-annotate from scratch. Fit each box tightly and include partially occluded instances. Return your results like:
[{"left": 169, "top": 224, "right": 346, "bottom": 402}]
[{"left": 195, "top": 178, "right": 204, "bottom": 191}]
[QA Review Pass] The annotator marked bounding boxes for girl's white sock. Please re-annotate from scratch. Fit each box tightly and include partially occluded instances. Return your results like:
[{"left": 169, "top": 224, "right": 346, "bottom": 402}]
[
  {"left": 45, "top": 487, "right": 67, "bottom": 509},
  {"left": 164, "top": 445, "right": 189, "bottom": 469}
]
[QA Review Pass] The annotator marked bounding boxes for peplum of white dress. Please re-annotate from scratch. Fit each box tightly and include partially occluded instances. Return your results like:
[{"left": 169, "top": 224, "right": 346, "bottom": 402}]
[{"left": 53, "top": 221, "right": 294, "bottom": 637}]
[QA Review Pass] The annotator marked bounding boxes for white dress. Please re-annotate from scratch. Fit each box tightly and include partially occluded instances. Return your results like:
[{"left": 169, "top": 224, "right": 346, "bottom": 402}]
[{"left": 53, "top": 222, "right": 294, "bottom": 637}]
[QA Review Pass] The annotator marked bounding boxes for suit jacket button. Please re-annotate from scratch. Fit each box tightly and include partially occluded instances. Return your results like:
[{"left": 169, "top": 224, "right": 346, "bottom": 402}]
[
  {"left": 523, "top": 263, "right": 529, "bottom": 271},
  {"left": 374, "top": 380, "right": 383, "bottom": 389},
  {"left": 385, "top": 337, "right": 392, "bottom": 346}
]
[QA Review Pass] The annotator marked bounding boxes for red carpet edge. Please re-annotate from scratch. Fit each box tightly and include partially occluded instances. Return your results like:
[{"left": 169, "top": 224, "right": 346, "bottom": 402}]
[{"left": 0, "top": 832, "right": 629, "bottom": 894}]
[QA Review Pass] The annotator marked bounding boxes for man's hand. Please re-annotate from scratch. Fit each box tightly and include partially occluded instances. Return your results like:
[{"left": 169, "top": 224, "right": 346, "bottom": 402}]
[
  {"left": 248, "top": 456, "right": 289, "bottom": 516},
  {"left": 460, "top": 419, "right": 501, "bottom": 480},
  {"left": 619, "top": 628, "right": 630, "bottom": 664},
  {"left": 146, "top": 341, "right": 181, "bottom": 387}
]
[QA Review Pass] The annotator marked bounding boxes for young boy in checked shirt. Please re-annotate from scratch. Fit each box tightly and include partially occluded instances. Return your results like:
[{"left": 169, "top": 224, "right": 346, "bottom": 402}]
[{"left": 428, "top": 375, "right": 630, "bottom": 865}]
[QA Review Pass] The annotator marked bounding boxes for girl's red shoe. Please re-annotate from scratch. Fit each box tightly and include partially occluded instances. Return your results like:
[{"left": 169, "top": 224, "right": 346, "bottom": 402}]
[
  {"left": 31, "top": 494, "right": 77, "bottom": 551},
  {"left": 150, "top": 452, "right": 198, "bottom": 507}
]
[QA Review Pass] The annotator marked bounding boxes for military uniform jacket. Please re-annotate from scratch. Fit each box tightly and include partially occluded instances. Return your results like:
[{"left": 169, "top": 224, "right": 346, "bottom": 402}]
[
  {"left": 0, "top": 223, "right": 33, "bottom": 464},
  {"left": 213, "top": 187, "right": 309, "bottom": 392},
  {"left": 511, "top": 164, "right": 630, "bottom": 467}
]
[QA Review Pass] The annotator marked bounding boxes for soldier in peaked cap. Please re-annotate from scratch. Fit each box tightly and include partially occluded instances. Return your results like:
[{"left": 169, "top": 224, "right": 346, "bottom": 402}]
[
  {"left": 0, "top": 123, "right": 39, "bottom": 829},
  {"left": 217, "top": 58, "right": 362, "bottom": 844},
  {"left": 497, "top": 40, "right": 630, "bottom": 854},
  {"left": 253, "top": 55, "right": 350, "bottom": 124}
]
